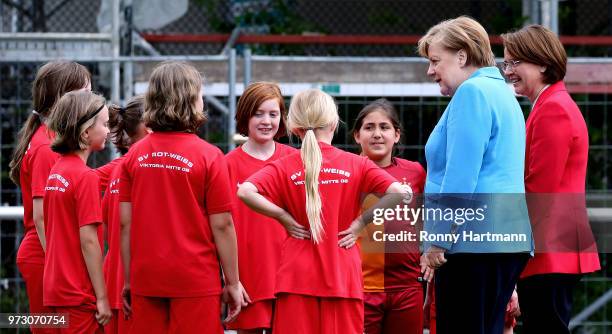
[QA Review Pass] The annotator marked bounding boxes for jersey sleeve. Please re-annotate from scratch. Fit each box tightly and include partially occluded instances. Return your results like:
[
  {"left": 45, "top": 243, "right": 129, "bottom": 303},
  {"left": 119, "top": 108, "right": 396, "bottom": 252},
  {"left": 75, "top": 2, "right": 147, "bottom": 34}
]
[
  {"left": 30, "top": 145, "right": 59, "bottom": 197},
  {"left": 361, "top": 158, "right": 396, "bottom": 195},
  {"left": 75, "top": 170, "right": 103, "bottom": 227},
  {"left": 95, "top": 158, "right": 121, "bottom": 192},
  {"left": 204, "top": 150, "right": 234, "bottom": 214},
  {"left": 118, "top": 156, "right": 133, "bottom": 203},
  {"left": 102, "top": 196, "right": 109, "bottom": 225},
  {"left": 101, "top": 181, "right": 112, "bottom": 225},
  {"left": 247, "top": 162, "right": 285, "bottom": 207}
]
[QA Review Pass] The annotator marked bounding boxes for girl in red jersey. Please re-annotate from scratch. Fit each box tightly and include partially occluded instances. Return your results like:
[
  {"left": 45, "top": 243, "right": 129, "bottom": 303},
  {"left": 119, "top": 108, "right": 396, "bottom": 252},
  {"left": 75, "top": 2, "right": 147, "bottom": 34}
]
[
  {"left": 225, "top": 82, "right": 296, "bottom": 334},
  {"left": 44, "top": 91, "right": 113, "bottom": 333},
  {"left": 118, "top": 61, "right": 249, "bottom": 334},
  {"left": 238, "top": 89, "right": 410, "bottom": 334},
  {"left": 352, "top": 99, "right": 428, "bottom": 334},
  {"left": 9, "top": 60, "right": 91, "bottom": 334},
  {"left": 102, "top": 95, "right": 148, "bottom": 334}
]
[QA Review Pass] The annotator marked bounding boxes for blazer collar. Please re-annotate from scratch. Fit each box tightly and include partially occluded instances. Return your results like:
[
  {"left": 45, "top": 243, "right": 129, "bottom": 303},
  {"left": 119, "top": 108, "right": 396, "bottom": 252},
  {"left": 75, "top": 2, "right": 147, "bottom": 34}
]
[
  {"left": 533, "top": 81, "right": 566, "bottom": 110},
  {"left": 469, "top": 66, "right": 505, "bottom": 81}
]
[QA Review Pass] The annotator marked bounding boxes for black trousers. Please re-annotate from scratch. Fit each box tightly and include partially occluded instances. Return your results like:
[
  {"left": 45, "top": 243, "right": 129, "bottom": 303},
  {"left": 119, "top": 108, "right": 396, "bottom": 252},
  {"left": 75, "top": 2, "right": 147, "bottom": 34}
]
[
  {"left": 517, "top": 273, "right": 582, "bottom": 334},
  {"left": 434, "top": 253, "right": 529, "bottom": 334}
]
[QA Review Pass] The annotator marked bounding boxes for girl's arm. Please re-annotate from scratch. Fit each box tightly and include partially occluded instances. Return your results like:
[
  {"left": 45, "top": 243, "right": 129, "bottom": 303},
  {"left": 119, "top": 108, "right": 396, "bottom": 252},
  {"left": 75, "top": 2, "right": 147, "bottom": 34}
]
[
  {"left": 80, "top": 224, "right": 112, "bottom": 325},
  {"left": 209, "top": 212, "right": 251, "bottom": 323},
  {"left": 338, "top": 181, "right": 411, "bottom": 248},
  {"left": 237, "top": 182, "right": 310, "bottom": 239},
  {"left": 32, "top": 198, "right": 46, "bottom": 251},
  {"left": 209, "top": 212, "right": 239, "bottom": 286}
]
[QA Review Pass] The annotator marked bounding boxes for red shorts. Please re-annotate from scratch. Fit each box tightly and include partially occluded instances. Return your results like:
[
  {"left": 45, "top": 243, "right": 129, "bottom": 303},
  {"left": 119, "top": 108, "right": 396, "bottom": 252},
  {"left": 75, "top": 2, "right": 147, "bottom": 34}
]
[
  {"left": 51, "top": 304, "right": 103, "bottom": 334},
  {"left": 18, "top": 262, "right": 57, "bottom": 334},
  {"left": 130, "top": 294, "right": 222, "bottom": 334},
  {"left": 273, "top": 294, "right": 363, "bottom": 334},
  {"left": 363, "top": 288, "right": 424, "bottom": 334},
  {"left": 225, "top": 299, "right": 274, "bottom": 330},
  {"left": 104, "top": 309, "right": 132, "bottom": 334}
]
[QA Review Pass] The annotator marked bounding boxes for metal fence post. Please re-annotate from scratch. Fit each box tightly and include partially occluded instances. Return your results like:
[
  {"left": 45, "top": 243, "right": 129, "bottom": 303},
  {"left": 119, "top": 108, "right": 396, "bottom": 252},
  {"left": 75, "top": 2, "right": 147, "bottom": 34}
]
[
  {"left": 244, "top": 47, "right": 252, "bottom": 87},
  {"left": 123, "top": 0, "right": 134, "bottom": 102},
  {"left": 540, "top": 0, "right": 559, "bottom": 35},
  {"left": 111, "top": 0, "right": 121, "bottom": 103},
  {"left": 228, "top": 49, "right": 237, "bottom": 151}
]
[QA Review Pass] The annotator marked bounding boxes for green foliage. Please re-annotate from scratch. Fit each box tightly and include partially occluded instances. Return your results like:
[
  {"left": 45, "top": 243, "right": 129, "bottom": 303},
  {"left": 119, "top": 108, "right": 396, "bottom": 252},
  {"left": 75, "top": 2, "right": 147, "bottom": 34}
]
[
  {"left": 195, "top": 0, "right": 326, "bottom": 55},
  {"left": 490, "top": 0, "right": 528, "bottom": 34},
  {"left": 195, "top": 0, "right": 323, "bottom": 34},
  {"left": 194, "top": 0, "right": 234, "bottom": 32},
  {"left": 367, "top": 7, "right": 403, "bottom": 30}
]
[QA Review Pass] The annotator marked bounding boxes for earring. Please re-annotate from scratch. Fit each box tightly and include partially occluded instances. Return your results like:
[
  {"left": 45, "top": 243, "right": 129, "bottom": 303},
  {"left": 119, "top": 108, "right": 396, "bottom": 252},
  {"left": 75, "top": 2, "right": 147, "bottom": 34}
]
[{"left": 540, "top": 67, "right": 546, "bottom": 73}]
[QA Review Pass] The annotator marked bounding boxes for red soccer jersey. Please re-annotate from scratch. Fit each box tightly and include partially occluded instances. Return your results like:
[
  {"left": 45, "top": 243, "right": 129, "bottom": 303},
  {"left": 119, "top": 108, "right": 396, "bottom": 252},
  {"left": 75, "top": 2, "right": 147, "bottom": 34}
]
[
  {"left": 225, "top": 142, "right": 297, "bottom": 302},
  {"left": 246, "top": 142, "right": 397, "bottom": 299},
  {"left": 43, "top": 154, "right": 103, "bottom": 306},
  {"left": 361, "top": 158, "right": 427, "bottom": 292},
  {"left": 16, "top": 125, "right": 60, "bottom": 265},
  {"left": 102, "top": 156, "right": 126, "bottom": 309},
  {"left": 96, "top": 157, "right": 122, "bottom": 192},
  {"left": 119, "top": 132, "right": 233, "bottom": 297}
]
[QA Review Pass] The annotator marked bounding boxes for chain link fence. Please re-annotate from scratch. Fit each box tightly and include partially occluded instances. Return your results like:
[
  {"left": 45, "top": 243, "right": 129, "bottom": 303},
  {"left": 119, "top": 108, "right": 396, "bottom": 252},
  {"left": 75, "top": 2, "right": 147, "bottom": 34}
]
[{"left": 1, "top": 1, "right": 612, "bottom": 56}]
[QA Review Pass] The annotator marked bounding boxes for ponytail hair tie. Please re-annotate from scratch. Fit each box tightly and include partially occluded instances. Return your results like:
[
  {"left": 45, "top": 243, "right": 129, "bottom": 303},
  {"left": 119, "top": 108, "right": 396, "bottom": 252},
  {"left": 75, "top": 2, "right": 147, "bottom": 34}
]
[
  {"left": 305, "top": 127, "right": 314, "bottom": 131},
  {"left": 118, "top": 107, "right": 126, "bottom": 115}
]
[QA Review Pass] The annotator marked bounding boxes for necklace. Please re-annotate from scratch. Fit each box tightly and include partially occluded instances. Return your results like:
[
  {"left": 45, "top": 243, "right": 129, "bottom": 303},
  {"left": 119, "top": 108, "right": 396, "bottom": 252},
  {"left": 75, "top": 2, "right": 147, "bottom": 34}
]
[{"left": 532, "top": 84, "right": 551, "bottom": 110}]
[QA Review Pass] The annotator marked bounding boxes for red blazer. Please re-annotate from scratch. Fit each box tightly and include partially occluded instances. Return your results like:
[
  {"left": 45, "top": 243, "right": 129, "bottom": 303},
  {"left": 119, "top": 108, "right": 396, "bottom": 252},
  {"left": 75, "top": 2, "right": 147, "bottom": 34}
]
[{"left": 522, "top": 81, "right": 600, "bottom": 278}]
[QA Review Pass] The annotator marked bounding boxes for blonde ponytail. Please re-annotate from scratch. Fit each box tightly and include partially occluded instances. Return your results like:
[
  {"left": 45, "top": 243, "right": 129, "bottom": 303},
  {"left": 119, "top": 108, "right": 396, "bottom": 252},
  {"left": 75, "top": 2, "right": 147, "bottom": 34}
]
[
  {"left": 287, "top": 89, "right": 339, "bottom": 244},
  {"left": 302, "top": 128, "right": 324, "bottom": 242}
]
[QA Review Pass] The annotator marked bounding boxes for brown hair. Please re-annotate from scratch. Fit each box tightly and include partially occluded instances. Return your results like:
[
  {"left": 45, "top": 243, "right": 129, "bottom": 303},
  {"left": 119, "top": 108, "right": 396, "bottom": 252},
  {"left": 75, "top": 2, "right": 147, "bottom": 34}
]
[
  {"left": 501, "top": 24, "right": 567, "bottom": 84},
  {"left": 418, "top": 16, "right": 495, "bottom": 67},
  {"left": 144, "top": 61, "right": 205, "bottom": 133},
  {"left": 236, "top": 82, "right": 287, "bottom": 139},
  {"left": 352, "top": 99, "right": 403, "bottom": 157},
  {"left": 48, "top": 91, "right": 106, "bottom": 154},
  {"left": 108, "top": 95, "right": 145, "bottom": 154},
  {"left": 351, "top": 98, "right": 402, "bottom": 136},
  {"left": 9, "top": 60, "right": 91, "bottom": 185}
]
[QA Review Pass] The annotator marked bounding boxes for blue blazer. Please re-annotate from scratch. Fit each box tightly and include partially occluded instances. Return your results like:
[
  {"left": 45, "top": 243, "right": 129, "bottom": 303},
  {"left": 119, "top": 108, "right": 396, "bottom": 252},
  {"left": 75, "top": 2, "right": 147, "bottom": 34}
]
[{"left": 423, "top": 67, "right": 533, "bottom": 253}]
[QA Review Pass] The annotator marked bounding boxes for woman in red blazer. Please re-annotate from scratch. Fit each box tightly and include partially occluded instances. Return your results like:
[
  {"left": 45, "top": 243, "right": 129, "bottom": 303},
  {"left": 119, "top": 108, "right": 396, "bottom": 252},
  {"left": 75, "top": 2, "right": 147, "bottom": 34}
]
[{"left": 502, "top": 25, "right": 600, "bottom": 334}]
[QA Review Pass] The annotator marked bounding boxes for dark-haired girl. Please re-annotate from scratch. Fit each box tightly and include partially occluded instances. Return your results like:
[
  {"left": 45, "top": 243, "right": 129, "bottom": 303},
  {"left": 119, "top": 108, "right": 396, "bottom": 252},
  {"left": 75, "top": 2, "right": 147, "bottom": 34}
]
[
  {"left": 102, "top": 95, "right": 148, "bottom": 334},
  {"left": 353, "top": 99, "right": 427, "bottom": 334},
  {"left": 9, "top": 61, "right": 91, "bottom": 333}
]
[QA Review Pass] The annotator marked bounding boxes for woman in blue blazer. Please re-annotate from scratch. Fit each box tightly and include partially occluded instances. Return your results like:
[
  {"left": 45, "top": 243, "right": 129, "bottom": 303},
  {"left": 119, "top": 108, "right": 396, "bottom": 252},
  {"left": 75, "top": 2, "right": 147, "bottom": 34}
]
[{"left": 418, "top": 16, "right": 533, "bottom": 334}]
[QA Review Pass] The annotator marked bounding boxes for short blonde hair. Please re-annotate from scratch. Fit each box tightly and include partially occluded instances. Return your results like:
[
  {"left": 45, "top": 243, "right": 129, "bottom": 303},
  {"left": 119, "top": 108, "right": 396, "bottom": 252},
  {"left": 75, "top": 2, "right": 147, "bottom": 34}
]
[
  {"left": 502, "top": 25, "right": 567, "bottom": 84},
  {"left": 144, "top": 61, "right": 206, "bottom": 133},
  {"left": 288, "top": 89, "right": 339, "bottom": 243},
  {"left": 418, "top": 16, "right": 495, "bottom": 67}
]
